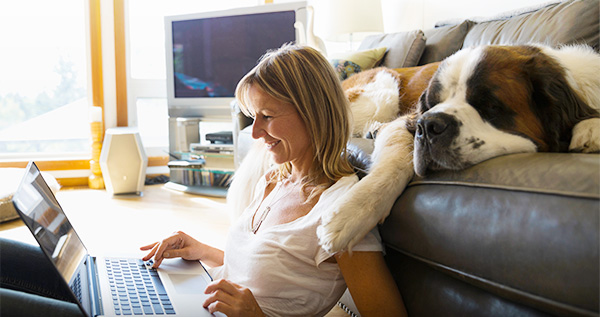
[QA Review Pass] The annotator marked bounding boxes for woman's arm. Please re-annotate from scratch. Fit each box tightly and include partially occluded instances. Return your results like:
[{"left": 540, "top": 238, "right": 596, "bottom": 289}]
[
  {"left": 140, "top": 231, "right": 224, "bottom": 268},
  {"left": 336, "top": 251, "right": 407, "bottom": 317}
]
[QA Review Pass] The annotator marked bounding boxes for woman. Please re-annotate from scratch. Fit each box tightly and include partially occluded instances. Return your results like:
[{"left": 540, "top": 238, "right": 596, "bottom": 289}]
[{"left": 142, "top": 44, "right": 407, "bottom": 316}]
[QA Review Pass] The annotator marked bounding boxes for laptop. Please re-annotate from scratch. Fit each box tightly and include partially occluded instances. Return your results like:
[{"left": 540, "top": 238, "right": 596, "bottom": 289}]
[{"left": 11, "top": 162, "right": 218, "bottom": 316}]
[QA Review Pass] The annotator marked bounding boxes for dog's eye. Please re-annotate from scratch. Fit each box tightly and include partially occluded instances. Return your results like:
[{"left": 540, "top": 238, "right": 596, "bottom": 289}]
[
  {"left": 470, "top": 92, "right": 516, "bottom": 129},
  {"left": 421, "top": 80, "right": 442, "bottom": 112},
  {"left": 418, "top": 92, "right": 432, "bottom": 112}
]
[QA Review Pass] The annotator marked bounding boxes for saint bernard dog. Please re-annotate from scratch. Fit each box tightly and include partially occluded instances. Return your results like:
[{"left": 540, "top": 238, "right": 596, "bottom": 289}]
[{"left": 317, "top": 44, "right": 600, "bottom": 253}]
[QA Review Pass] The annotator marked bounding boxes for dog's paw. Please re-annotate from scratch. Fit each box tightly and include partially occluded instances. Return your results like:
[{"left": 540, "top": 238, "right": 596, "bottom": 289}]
[
  {"left": 569, "top": 118, "right": 600, "bottom": 153},
  {"left": 317, "top": 191, "right": 380, "bottom": 254}
]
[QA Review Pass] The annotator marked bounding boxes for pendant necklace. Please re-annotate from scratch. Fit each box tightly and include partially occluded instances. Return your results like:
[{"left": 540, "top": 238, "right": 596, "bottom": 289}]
[{"left": 251, "top": 180, "right": 296, "bottom": 234}]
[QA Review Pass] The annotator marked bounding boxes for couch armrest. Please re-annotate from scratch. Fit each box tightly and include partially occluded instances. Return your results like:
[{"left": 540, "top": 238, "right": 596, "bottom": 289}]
[{"left": 382, "top": 152, "right": 599, "bottom": 316}]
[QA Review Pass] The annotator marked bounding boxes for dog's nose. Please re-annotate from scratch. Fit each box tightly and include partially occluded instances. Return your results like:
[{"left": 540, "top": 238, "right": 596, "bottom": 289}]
[
  {"left": 418, "top": 115, "right": 448, "bottom": 137},
  {"left": 416, "top": 112, "right": 459, "bottom": 144}
]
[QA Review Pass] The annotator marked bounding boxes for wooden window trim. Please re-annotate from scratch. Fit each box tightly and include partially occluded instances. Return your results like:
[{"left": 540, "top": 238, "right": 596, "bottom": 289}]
[{"left": 114, "top": 0, "right": 128, "bottom": 127}]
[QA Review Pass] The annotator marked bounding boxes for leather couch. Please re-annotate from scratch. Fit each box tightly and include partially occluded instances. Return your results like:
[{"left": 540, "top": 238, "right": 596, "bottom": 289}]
[{"left": 232, "top": 0, "right": 599, "bottom": 315}]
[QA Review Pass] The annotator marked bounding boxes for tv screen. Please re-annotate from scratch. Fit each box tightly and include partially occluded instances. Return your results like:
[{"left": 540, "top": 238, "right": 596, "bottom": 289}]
[
  {"left": 165, "top": 2, "right": 306, "bottom": 118},
  {"left": 171, "top": 11, "right": 296, "bottom": 99}
]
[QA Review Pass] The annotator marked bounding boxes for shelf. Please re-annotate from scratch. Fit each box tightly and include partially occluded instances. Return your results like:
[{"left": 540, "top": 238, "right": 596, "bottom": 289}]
[
  {"left": 168, "top": 130, "right": 235, "bottom": 197},
  {"left": 164, "top": 181, "right": 229, "bottom": 198}
]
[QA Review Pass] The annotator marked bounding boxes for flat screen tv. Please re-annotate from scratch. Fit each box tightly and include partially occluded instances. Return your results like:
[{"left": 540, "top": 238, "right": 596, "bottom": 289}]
[{"left": 165, "top": 2, "right": 307, "bottom": 119}]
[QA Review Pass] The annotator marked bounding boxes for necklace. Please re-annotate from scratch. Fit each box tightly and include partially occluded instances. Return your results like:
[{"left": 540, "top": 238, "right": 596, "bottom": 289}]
[{"left": 251, "top": 180, "right": 297, "bottom": 234}]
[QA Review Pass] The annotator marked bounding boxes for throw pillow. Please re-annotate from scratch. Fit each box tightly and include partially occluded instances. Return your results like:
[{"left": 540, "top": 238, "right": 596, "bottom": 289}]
[
  {"left": 329, "top": 47, "right": 387, "bottom": 80},
  {"left": 358, "top": 30, "right": 426, "bottom": 68}
]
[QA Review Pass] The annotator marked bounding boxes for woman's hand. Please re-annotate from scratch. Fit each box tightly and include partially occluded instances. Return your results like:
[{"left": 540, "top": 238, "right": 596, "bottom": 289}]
[
  {"left": 140, "top": 231, "right": 207, "bottom": 268},
  {"left": 203, "top": 279, "right": 265, "bottom": 317}
]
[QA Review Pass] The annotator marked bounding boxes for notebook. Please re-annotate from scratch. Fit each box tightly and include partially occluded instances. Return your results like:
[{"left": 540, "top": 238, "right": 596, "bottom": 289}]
[{"left": 11, "top": 161, "right": 218, "bottom": 316}]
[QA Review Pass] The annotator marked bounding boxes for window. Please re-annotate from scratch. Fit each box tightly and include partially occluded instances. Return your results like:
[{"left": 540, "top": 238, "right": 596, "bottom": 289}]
[{"left": 0, "top": 0, "right": 90, "bottom": 160}]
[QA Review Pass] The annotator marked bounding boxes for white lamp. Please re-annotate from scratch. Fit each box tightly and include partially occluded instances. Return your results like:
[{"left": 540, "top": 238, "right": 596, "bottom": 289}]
[{"left": 322, "top": 0, "right": 384, "bottom": 50}]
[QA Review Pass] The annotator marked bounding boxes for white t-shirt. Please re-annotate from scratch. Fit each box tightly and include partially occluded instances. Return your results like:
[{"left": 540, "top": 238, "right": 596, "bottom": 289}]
[{"left": 210, "top": 173, "right": 383, "bottom": 316}]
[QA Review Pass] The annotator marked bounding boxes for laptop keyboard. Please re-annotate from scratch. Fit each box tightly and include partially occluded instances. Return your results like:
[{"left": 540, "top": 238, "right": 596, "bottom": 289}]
[
  {"left": 105, "top": 259, "right": 175, "bottom": 315},
  {"left": 71, "top": 272, "right": 83, "bottom": 303}
]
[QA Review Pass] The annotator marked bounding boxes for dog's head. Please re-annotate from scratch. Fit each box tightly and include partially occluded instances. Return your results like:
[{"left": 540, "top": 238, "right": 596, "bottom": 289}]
[{"left": 410, "top": 45, "right": 599, "bottom": 176}]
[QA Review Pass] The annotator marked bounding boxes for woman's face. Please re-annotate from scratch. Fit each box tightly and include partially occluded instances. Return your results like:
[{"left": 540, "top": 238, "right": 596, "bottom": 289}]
[{"left": 248, "top": 85, "right": 314, "bottom": 170}]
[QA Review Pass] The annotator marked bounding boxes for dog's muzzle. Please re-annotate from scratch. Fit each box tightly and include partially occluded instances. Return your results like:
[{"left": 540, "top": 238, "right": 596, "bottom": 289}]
[{"left": 414, "top": 112, "right": 461, "bottom": 175}]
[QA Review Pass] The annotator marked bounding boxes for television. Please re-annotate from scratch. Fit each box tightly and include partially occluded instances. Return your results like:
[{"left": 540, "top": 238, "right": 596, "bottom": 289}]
[{"left": 165, "top": 2, "right": 307, "bottom": 119}]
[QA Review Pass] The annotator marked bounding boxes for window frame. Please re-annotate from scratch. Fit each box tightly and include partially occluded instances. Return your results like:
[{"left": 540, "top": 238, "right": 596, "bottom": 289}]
[{"left": 1, "top": 0, "right": 168, "bottom": 186}]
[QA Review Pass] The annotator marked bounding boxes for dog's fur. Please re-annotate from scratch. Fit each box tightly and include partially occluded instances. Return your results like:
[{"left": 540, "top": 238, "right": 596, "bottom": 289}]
[
  {"left": 342, "top": 63, "right": 440, "bottom": 137},
  {"left": 230, "top": 44, "right": 600, "bottom": 254}
]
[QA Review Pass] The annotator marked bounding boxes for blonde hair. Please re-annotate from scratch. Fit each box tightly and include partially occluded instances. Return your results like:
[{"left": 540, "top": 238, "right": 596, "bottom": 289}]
[{"left": 235, "top": 44, "right": 355, "bottom": 196}]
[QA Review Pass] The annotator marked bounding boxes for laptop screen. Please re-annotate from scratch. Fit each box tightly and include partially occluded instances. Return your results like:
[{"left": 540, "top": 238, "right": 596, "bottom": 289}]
[{"left": 12, "top": 162, "right": 88, "bottom": 282}]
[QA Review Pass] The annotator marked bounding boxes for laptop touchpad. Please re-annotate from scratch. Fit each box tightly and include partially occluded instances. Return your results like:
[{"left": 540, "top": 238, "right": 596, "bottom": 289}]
[{"left": 168, "top": 274, "right": 208, "bottom": 294}]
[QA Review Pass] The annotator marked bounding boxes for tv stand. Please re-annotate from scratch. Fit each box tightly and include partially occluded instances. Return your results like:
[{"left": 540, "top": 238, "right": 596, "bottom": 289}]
[
  {"left": 165, "top": 181, "right": 230, "bottom": 197},
  {"left": 167, "top": 117, "right": 234, "bottom": 197}
]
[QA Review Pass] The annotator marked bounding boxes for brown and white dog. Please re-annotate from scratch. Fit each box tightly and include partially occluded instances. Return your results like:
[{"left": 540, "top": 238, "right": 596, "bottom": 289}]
[
  {"left": 229, "top": 44, "right": 600, "bottom": 253},
  {"left": 317, "top": 44, "right": 600, "bottom": 253}
]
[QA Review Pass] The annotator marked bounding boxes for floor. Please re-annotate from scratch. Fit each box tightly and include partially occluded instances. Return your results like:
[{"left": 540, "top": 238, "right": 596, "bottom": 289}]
[
  {"left": 0, "top": 184, "right": 349, "bottom": 316},
  {"left": 0, "top": 184, "right": 231, "bottom": 260}
]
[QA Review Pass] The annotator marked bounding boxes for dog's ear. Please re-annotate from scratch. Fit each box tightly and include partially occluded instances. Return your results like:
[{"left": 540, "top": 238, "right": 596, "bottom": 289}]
[{"left": 526, "top": 55, "right": 599, "bottom": 151}]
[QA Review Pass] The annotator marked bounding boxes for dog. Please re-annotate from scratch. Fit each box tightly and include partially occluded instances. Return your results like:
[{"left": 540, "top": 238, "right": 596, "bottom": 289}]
[
  {"left": 229, "top": 44, "right": 600, "bottom": 253},
  {"left": 317, "top": 44, "right": 600, "bottom": 253}
]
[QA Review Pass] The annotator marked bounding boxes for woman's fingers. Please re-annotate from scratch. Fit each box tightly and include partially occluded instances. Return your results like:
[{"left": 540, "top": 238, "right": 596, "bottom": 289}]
[
  {"left": 203, "top": 280, "right": 236, "bottom": 313},
  {"left": 204, "top": 279, "right": 238, "bottom": 295},
  {"left": 140, "top": 231, "right": 208, "bottom": 268},
  {"left": 203, "top": 279, "right": 263, "bottom": 316},
  {"left": 140, "top": 243, "right": 159, "bottom": 261},
  {"left": 204, "top": 294, "right": 234, "bottom": 315},
  {"left": 140, "top": 232, "right": 188, "bottom": 268},
  {"left": 139, "top": 242, "right": 158, "bottom": 251}
]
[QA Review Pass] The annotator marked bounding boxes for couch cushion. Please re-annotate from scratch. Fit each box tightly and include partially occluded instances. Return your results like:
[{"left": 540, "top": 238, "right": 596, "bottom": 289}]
[
  {"left": 358, "top": 30, "right": 427, "bottom": 68},
  {"left": 463, "top": 0, "right": 599, "bottom": 51},
  {"left": 381, "top": 153, "right": 599, "bottom": 316},
  {"left": 418, "top": 20, "right": 474, "bottom": 65}
]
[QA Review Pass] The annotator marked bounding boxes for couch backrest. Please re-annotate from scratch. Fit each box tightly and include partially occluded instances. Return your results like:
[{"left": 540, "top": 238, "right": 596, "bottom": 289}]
[
  {"left": 416, "top": 0, "right": 599, "bottom": 65},
  {"left": 463, "top": 0, "right": 599, "bottom": 51}
]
